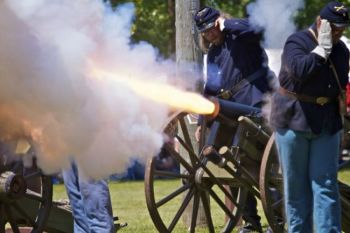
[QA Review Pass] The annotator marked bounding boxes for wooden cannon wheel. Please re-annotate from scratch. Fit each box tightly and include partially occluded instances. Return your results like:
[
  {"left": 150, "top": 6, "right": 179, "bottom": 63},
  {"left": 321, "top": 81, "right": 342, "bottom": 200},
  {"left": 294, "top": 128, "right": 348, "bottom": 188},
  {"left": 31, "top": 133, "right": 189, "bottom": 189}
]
[
  {"left": 259, "top": 134, "right": 286, "bottom": 233},
  {"left": 0, "top": 146, "right": 52, "bottom": 233},
  {"left": 144, "top": 112, "right": 248, "bottom": 233}
]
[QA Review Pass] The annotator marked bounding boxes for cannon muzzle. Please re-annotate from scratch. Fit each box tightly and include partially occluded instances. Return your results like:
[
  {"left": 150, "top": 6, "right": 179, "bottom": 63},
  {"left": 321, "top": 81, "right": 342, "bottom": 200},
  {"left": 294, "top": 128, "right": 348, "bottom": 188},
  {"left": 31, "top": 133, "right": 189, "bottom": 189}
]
[{"left": 206, "top": 97, "right": 261, "bottom": 121}]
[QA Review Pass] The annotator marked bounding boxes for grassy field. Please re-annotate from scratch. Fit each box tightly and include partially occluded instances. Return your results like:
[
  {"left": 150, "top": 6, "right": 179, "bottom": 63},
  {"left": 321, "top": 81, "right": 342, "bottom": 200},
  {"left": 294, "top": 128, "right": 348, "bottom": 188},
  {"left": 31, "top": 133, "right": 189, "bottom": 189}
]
[
  {"left": 53, "top": 180, "right": 265, "bottom": 233},
  {"left": 53, "top": 166, "right": 350, "bottom": 233}
]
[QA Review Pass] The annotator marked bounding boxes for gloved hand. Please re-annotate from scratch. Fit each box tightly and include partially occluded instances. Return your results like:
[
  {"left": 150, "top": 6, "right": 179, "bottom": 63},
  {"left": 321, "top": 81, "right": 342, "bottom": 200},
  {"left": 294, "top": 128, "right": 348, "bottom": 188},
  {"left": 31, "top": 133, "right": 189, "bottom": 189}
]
[
  {"left": 312, "top": 19, "right": 332, "bottom": 59},
  {"left": 215, "top": 17, "right": 225, "bottom": 31}
]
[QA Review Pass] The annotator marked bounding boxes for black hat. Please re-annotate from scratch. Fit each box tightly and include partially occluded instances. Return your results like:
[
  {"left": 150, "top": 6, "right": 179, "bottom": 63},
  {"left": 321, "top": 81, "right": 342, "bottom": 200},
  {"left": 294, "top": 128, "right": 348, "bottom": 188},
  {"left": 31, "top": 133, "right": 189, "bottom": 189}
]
[
  {"left": 320, "top": 1, "right": 350, "bottom": 27},
  {"left": 194, "top": 7, "right": 220, "bottom": 32}
]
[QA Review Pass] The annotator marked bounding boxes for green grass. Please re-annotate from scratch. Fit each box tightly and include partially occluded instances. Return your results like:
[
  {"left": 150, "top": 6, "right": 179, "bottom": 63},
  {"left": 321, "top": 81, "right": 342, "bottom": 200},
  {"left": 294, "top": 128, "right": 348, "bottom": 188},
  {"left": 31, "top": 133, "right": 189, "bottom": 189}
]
[
  {"left": 53, "top": 166, "right": 350, "bottom": 233},
  {"left": 53, "top": 180, "right": 267, "bottom": 233}
]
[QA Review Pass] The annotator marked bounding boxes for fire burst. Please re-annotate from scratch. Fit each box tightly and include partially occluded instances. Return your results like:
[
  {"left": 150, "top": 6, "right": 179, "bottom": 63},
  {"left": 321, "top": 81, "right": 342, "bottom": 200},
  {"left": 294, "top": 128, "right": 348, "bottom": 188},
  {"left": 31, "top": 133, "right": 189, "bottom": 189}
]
[{"left": 90, "top": 68, "right": 215, "bottom": 115}]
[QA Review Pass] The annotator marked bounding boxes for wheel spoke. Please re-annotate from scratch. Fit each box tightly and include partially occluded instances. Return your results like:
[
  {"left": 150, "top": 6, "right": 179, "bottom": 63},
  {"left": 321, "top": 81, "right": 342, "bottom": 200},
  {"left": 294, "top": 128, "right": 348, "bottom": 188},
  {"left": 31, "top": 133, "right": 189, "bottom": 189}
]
[
  {"left": 175, "top": 136, "right": 199, "bottom": 169},
  {"left": 189, "top": 190, "right": 200, "bottom": 233},
  {"left": 168, "top": 187, "right": 195, "bottom": 232},
  {"left": 4, "top": 204, "right": 21, "bottom": 233},
  {"left": 164, "top": 144, "right": 194, "bottom": 173},
  {"left": 208, "top": 188, "right": 236, "bottom": 219},
  {"left": 178, "top": 117, "right": 195, "bottom": 158},
  {"left": 204, "top": 167, "right": 260, "bottom": 230},
  {"left": 154, "top": 170, "right": 189, "bottom": 179},
  {"left": 156, "top": 183, "right": 191, "bottom": 208},
  {"left": 200, "top": 192, "right": 215, "bottom": 233},
  {"left": 24, "top": 189, "right": 44, "bottom": 202},
  {"left": 195, "top": 159, "right": 242, "bottom": 207},
  {"left": 220, "top": 161, "right": 261, "bottom": 198}
]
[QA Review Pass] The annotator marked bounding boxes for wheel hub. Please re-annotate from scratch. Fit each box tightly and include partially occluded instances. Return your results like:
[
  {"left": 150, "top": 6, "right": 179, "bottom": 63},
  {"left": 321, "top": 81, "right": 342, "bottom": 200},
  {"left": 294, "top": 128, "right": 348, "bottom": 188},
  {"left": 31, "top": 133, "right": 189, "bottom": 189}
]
[{"left": 0, "top": 171, "right": 27, "bottom": 199}]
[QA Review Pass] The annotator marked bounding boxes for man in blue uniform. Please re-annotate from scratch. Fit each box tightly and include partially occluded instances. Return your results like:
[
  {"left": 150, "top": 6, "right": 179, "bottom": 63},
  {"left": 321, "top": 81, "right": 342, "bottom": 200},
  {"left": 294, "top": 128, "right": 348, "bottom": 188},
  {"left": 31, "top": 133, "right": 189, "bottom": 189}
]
[
  {"left": 270, "top": 1, "right": 350, "bottom": 232},
  {"left": 194, "top": 6, "right": 274, "bottom": 233}
]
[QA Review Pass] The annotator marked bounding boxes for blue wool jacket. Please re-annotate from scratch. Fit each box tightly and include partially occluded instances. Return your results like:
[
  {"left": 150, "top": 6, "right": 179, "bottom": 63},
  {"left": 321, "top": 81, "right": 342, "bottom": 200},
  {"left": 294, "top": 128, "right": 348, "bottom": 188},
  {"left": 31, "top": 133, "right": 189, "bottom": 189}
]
[
  {"left": 270, "top": 24, "right": 349, "bottom": 134},
  {"left": 205, "top": 18, "right": 273, "bottom": 107}
]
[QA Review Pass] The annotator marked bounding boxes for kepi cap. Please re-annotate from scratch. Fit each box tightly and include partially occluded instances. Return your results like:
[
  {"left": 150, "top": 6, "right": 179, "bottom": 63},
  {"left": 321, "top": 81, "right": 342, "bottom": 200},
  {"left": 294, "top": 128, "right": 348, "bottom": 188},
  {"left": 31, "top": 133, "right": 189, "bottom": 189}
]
[
  {"left": 194, "top": 7, "right": 220, "bottom": 32},
  {"left": 320, "top": 1, "right": 350, "bottom": 27}
]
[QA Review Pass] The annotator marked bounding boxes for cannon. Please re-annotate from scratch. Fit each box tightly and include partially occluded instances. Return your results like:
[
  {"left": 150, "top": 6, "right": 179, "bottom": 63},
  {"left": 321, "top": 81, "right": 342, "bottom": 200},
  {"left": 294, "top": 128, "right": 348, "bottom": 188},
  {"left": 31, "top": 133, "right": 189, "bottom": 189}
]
[
  {"left": 0, "top": 139, "right": 74, "bottom": 233},
  {"left": 0, "top": 139, "right": 126, "bottom": 233},
  {"left": 144, "top": 98, "right": 350, "bottom": 233}
]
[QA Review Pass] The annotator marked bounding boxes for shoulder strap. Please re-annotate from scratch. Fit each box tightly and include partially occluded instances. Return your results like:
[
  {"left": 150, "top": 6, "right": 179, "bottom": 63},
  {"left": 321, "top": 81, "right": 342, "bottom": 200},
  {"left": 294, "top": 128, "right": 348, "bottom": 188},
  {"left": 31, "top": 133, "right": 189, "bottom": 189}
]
[
  {"left": 308, "top": 28, "right": 318, "bottom": 44},
  {"left": 218, "top": 67, "right": 266, "bottom": 99},
  {"left": 329, "top": 59, "right": 345, "bottom": 98}
]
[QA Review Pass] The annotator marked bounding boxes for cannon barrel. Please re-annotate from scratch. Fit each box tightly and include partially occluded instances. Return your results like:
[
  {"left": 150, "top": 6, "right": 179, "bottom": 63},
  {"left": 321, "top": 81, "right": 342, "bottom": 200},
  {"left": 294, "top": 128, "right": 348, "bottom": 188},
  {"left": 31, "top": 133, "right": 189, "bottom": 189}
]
[
  {"left": 207, "top": 98, "right": 261, "bottom": 120},
  {"left": 237, "top": 116, "right": 270, "bottom": 145}
]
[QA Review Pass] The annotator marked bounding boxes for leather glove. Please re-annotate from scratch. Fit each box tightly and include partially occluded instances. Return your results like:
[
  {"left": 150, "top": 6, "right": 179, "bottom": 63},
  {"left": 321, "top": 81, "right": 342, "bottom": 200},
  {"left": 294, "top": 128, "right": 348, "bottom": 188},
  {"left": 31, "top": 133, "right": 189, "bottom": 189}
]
[{"left": 312, "top": 19, "right": 332, "bottom": 59}]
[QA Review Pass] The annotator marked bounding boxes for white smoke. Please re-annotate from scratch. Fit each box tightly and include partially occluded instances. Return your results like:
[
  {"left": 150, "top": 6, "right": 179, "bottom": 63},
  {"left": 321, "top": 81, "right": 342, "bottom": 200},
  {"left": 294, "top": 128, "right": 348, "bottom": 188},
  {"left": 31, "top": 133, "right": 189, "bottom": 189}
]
[
  {"left": 0, "top": 0, "right": 184, "bottom": 179},
  {"left": 246, "top": 0, "right": 305, "bottom": 125},
  {"left": 248, "top": 0, "right": 305, "bottom": 48},
  {"left": 247, "top": 0, "right": 305, "bottom": 75}
]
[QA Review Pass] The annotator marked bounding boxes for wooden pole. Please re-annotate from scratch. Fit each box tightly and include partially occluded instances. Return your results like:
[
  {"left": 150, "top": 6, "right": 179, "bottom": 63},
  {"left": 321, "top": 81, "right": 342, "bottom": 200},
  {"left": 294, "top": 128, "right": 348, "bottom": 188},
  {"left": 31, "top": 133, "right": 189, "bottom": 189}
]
[
  {"left": 175, "top": 0, "right": 207, "bottom": 228},
  {"left": 175, "top": 0, "right": 201, "bottom": 66}
]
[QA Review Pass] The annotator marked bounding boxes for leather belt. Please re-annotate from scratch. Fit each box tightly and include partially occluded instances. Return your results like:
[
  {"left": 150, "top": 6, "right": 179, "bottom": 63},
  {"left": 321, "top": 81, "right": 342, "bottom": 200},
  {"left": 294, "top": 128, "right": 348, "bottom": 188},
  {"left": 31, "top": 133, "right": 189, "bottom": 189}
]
[
  {"left": 217, "top": 67, "right": 267, "bottom": 100},
  {"left": 279, "top": 87, "right": 335, "bottom": 106}
]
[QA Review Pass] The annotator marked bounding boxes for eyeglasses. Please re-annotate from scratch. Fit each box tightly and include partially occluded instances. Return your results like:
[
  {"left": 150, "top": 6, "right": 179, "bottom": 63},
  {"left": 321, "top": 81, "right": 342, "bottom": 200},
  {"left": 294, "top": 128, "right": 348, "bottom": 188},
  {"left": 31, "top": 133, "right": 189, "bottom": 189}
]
[{"left": 330, "top": 24, "right": 346, "bottom": 32}]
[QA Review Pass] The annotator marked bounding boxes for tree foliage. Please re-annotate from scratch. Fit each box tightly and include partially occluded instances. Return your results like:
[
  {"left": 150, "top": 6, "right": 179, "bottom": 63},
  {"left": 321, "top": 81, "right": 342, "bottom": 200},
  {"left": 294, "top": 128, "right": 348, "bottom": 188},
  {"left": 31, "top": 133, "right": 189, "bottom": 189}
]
[
  {"left": 109, "top": 0, "right": 350, "bottom": 57},
  {"left": 110, "top": 0, "right": 175, "bottom": 58}
]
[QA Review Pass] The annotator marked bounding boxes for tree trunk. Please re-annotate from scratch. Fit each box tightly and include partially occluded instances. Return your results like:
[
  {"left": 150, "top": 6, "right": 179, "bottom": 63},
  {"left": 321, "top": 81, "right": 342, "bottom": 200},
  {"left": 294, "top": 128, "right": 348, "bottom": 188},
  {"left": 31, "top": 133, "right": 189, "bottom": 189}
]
[{"left": 167, "top": 0, "right": 175, "bottom": 57}]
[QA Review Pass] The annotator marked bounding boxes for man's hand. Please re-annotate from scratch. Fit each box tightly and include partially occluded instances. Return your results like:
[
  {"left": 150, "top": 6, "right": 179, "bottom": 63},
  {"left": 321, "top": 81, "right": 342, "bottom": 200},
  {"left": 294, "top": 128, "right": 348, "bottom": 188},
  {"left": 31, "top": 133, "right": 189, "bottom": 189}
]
[
  {"left": 215, "top": 17, "right": 225, "bottom": 31},
  {"left": 312, "top": 19, "right": 332, "bottom": 59}
]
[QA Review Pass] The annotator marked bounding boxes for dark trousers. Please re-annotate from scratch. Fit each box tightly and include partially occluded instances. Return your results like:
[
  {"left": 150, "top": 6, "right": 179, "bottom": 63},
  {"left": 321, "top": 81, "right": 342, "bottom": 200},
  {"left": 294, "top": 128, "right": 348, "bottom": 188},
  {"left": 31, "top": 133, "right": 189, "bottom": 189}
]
[{"left": 242, "top": 193, "right": 262, "bottom": 231}]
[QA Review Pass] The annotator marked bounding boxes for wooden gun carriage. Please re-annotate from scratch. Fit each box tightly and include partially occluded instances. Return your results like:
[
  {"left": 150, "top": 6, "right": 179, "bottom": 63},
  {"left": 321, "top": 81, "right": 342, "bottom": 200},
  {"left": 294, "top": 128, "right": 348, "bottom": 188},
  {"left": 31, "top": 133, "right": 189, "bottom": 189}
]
[
  {"left": 144, "top": 98, "right": 350, "bottom": 233},
  {"left": 0, "top": 140, "right": 124, "bottom": 233}
]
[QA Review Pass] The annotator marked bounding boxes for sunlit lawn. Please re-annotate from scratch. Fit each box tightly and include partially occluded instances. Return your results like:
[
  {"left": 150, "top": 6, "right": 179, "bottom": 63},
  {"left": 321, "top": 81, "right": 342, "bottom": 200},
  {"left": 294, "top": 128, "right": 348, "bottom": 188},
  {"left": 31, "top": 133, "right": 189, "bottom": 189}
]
[
  {"left": 54, "top": 180, "right": 257, "bottom": 233},
  {"left": 53, "top": 163, "right": 350, "bottom": 233}
]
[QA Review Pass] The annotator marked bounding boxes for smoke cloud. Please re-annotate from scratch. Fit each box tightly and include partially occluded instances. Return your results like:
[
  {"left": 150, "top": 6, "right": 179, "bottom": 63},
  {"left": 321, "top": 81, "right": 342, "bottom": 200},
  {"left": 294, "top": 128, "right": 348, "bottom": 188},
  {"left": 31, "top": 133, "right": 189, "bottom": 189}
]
[
  {"left": 247, "top": 0, "right": 305, "bottom": 75},
  {"left": 0, "top": 0, "right": 186, "bottom": 179},
  {"left": 246, "top": 0, "right": 305, "bottom": 125}
]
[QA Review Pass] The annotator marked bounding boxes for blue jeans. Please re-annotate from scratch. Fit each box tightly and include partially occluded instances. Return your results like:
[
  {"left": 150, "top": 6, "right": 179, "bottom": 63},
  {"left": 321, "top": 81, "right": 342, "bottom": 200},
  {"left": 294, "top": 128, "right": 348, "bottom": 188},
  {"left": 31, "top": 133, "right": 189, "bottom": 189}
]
[
  {"left": 275, "top": 129, "right": 341, "bottom": 233},
  {"left": 62, "top": 162, "right": 115, "bottom": 233}
]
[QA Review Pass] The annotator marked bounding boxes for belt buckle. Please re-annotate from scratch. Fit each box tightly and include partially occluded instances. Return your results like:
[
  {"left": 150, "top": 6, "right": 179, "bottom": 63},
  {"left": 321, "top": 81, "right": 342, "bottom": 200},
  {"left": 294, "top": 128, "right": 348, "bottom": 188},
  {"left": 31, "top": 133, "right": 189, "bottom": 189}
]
[
  {"left": 220, "top": 90, "right": 232, "bottom": 100},
  {"left": 316, "top": 97, "right": 328, "bottom": 105}
]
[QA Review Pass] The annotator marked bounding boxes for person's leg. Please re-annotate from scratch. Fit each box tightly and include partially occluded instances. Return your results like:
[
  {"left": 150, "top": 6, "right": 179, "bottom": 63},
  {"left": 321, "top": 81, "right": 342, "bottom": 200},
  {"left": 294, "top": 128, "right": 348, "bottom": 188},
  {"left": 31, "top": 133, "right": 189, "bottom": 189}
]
[
  {"left": 62, "top": 163, "right": 90, "bottom": 233},
  {"left": 79, "top": 178, "right": 115, "bottom": 233},
  {"left": 309, "top": 132, "right": 341, "bottom": 233},
  {"left": 275, "top": 129, "right": 313, "bottom": 233},
  {"left": 241, "top": 193, "right": 262, "bottom": 232}
]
